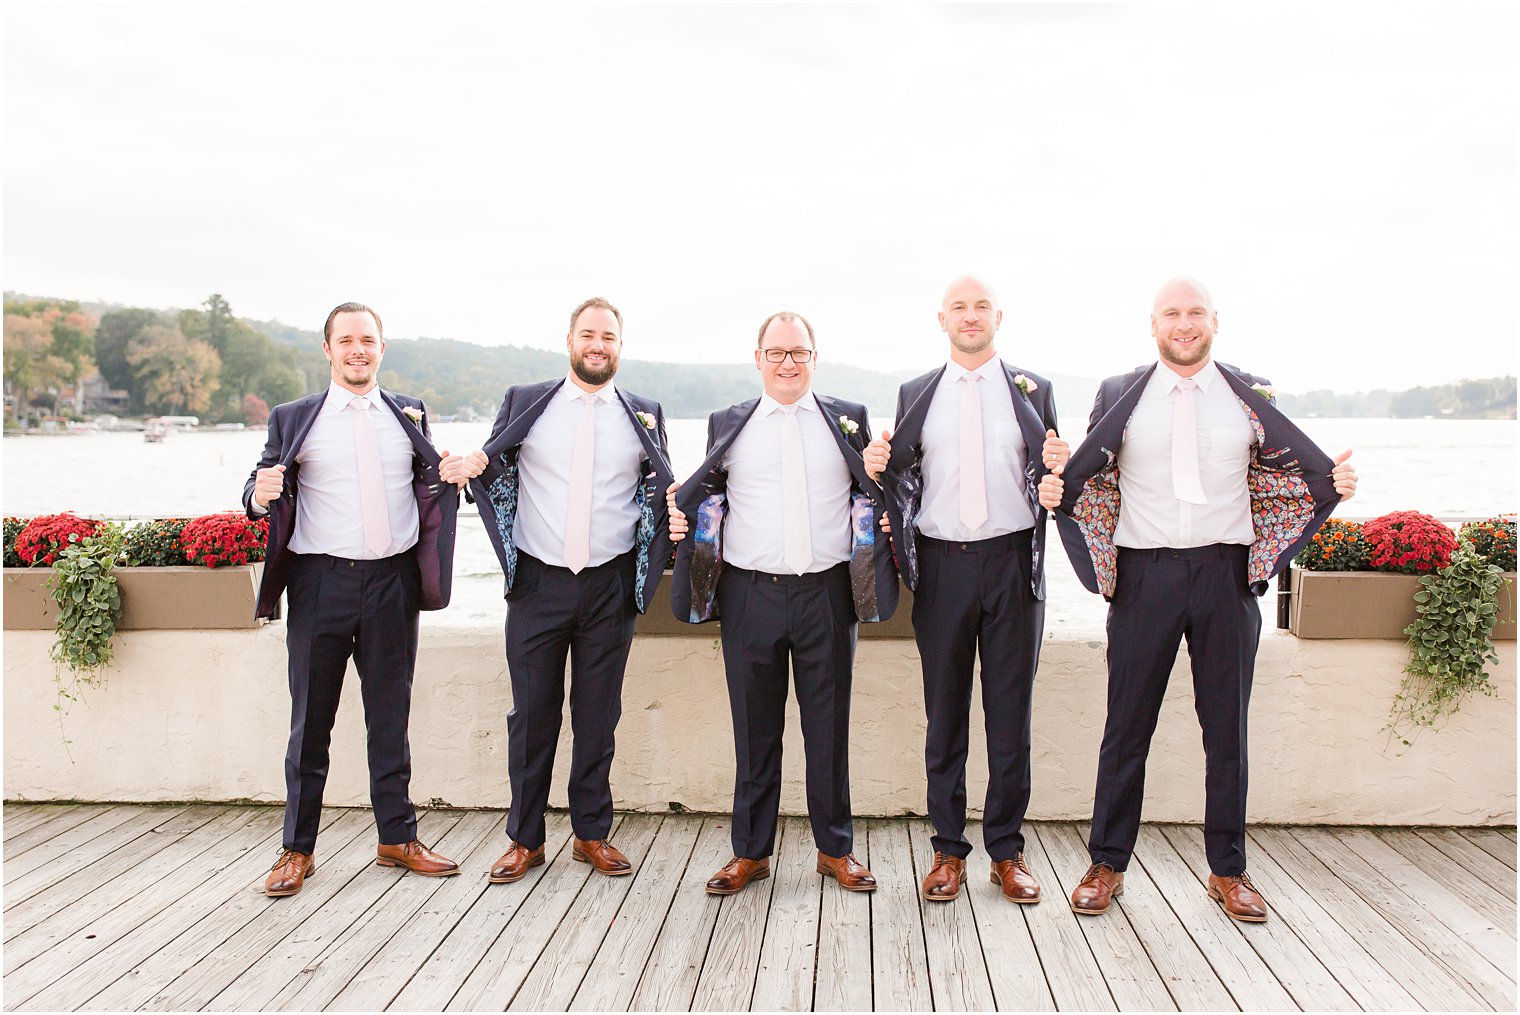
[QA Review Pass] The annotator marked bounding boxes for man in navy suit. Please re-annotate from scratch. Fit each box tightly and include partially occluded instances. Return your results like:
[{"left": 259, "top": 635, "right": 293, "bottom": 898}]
[
  {"left": 245, "top": 301, "right": 462, "bottom": 897},
  {"left": 442, "top": 297, "right": 675, "bottom": 884},
  {"left": 866, "top": 275, "right": 1065, "bottom": 904},
  {"left": 666, "top": 312, "right": 898, "bottom": 895},
  {"left": 1041, "top": 277, "right": 1358, "bottom": 922}
]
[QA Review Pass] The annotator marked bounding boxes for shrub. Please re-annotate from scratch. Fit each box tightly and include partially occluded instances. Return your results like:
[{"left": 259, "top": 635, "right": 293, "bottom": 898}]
[
  {"left": 1294, "top": 517, "right": 1369, "bottom": 571},
  {"left": 3, "top": 517, "right": 26, "bottom": 567},
  {"left": 1459, "top": 515, "right": 1516, "bottom": 572},
  {"left": 14, "top": 513, "right": 102, "bottom": 566},
  {"left": 180, "top": 513, "right": 269, "bottom": 568},
  {"left": 120, "top": 518, "right": 192, "bottom": 567},
  {"left": 1363, "top": 511, "right": 1457, "bottom": 575}
]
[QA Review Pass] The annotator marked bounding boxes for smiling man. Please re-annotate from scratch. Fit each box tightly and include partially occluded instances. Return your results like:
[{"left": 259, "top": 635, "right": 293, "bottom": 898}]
[
  {"left": 244, "top": 301, "right": 462, "bottom": 897},
  {"left": 666, "top": 311, "right": 899, "bottom": 896},
  {"left": 441, "top": 297, "right": 674, "bottom": 885}
]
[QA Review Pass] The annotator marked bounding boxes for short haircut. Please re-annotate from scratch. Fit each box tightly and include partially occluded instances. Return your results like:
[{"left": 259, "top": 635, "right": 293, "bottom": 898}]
[
  {"left": 569, "top": 297, "right": 623, "bottom": 335},
  {"left": 323, "top": 302, "right": 383, "bottom": 343},
  {"left": 756, "top": 311, "right": 815, "bottom": 349}
]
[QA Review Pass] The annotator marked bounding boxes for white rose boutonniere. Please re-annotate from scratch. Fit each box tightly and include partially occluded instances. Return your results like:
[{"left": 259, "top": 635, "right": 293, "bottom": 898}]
[
  {"left": 633, "top": 410, "right": 657, "bottom": 430},
  {"left": 402, "top": 406, "right": 424, "bottom": 424},
  {"left": 1013, "top": 374, "right": 1038, "bottom": 394},
  {"left": 838, "top": 414, "right": 860, "bottom": 437},
  {"left": 1251, "top": 383, "right": 1277, "bottom": 403}
]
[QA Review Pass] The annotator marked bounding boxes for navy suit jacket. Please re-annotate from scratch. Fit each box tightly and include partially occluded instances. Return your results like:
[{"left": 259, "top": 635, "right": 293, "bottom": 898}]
[
  {"left": 467, "top": 379, "right": 675, "bottom": 614},
  {"left": 242, "top": 389, "right": 458, "bottom": 620},
  {"left": 670, "top": 393, "right": 900, "bottom": 625},
  {"left": 1053, "top": 361, "right": 1340, "bottom": 599},
  {"left": 878, "top": 362, "right": 1059, "bottom": 599}
]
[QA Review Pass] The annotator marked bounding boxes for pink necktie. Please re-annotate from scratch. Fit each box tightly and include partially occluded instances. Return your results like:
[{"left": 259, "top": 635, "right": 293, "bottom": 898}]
[
  {"left": 563, "top": 393, "right": 597, "bottom": 573},
  {"left": 780, "top": 405, "right": 812, "bottom": 575},
  {"left": 350, "top": 397, "right": 392, "bottom": 557},
  {"left": 959, "top": 374, "right": 988, "bottom": 531},
  {"left": 1171, "top": 378, "right": 1208, "bottom": 504}
]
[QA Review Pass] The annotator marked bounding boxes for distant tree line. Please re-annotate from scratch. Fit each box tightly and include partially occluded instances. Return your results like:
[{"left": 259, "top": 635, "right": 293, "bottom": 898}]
[{"left": 1276, "top": 376, "right": 1516, "bottom": 420}]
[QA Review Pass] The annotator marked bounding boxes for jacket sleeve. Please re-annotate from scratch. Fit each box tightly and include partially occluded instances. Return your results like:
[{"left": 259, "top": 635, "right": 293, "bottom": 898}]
[{"left": 243, "top": 408, "right": 284, "bottom": 518}]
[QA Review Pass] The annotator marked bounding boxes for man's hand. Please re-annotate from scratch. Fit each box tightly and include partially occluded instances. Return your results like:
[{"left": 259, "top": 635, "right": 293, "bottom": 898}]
[
  {"left": 864, "top": 429, "right": 892, "bottom": 481},
  {"left": 440, "top": 448, "right": 488, "bottom": 488},
  {"left": 1331, "top": 450, "right": 1358, "bottom": 502},
  {"left": 666, "top": 482, "right": 689, "bottom": 542},
  {"left": 1040, "top": 429, "right": 1069, "bottom": 474},
  {"left": 1037, "top": 467, "right": 1064, "bottom": 510},
  {"left": 253, "top": 464, "right": 286, "bottom": 509}
]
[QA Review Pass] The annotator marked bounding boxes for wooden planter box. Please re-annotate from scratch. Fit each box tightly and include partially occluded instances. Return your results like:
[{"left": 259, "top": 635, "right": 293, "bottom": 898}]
[
  {"left": 1285, "top": 566, "right": 1517, "bottom": 640},
  {"left": 3, "top": 565, "right": 266, "bottom": 630}
]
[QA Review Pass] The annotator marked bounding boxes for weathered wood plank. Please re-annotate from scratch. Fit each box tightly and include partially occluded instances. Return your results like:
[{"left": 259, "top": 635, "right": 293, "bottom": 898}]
[
  {"left": 207, "top": 811, "right": 469, "bottom": 1011},
  {"left": 137, "top": 809, "right": 404, "bottom": 1011},
  {"left": 11, "top": 806, "right": 286, "bottom": 1013},
  {"left": 1036, "top": 823, "right": 1174, "bottom": 1011},
  {"left": 1, "top": 804, "right": 98, "bottom": 855},
  {"left": 367, "top": 814, "right": 574, "bottom": 1008},
  {"left": 1416, "top": 828, "right": 1518, "bottom": 901},
  {"left": 505, "top": 814, "right": 665, "bottom": 1012},
  {"left": 3, "top": 807, "right": 247, "bottom": 981},
  {"left": 1381, "top": 829, "right": 1516, "bottom": 930},
  {"left": 568, "top": 814, "right": 702, "bottom": 1013},
  {"left": 439, "top": 816, "right": 623, "bottom": 1012},
  {"left": 909, "top": 818, "right": 996, "bottom": 1011},
  {"left": 3, "top": 807, "right": 279, "bottom": 1009},
  {"left": 964, "top": 823, "right": 1061, "bottom": 1012},
  {"left": 1160, "top": 824, "right": 1357, "bottom": 1011},
  {"left": 624, "top": 816, "right": 733, "bottom": 1013},
  {"left": 863, "top": 818, "right": 931, "bottom": 1013},
  {"left": 749, "top": 816, "right": 823, "bottom": 1012},
  {"left": 1, "top": 805, "right": 142, "bottom": 882},
  {"left": 1498, "top": 829, "right": 1517, "bottom": 843},
  {"left": 2, "top": 804, "right": 80, "bottom": 841},
  {"left": 4, "top": 805, "right": 210, "bottom": 912},
  {"left": 1132, "top": 825, "right": 1298, "bottom": 1011},
  {"left": 262, "top": 811, "right": 499, "bottom": 1012},
  {"left": 1460, "top": 829, "right": 1519, "bottom": 871},
  {"left": 323, "top": 802, "right": 525, "bottom": 1008},
  {"left": 1282, "top": 826, "right": 1507, "bottom": 1008},
  {"left": 812, "top": 820, "right": 874, "bottom": 1013},
  {"left": 1326, "top": 828, "right": 1516, "bottom": 982},
  {"left": 688, "top": 819, "right": 782, "bottom": 1012}
]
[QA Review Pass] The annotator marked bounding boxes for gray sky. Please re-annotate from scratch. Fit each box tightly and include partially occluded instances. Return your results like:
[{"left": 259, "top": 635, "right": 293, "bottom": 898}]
[{"left": 5, "top": 2, "right": 1516, "bottom": 391}]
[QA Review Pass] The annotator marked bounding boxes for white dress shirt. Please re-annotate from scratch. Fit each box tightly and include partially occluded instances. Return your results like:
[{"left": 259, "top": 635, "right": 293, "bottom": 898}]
[
  {"left": 286, "top": 383, "right": 420, "bottom": 558},
  {"left": 721, "top": 392, "right": 853, "bottom": 574},
  {"left": 913, "top": 356, "right": 1036, "bottom": 541},
  {"left": 1114, "top": 360, "right": 1256, "bottom": 549},
  {"left": 514, "top": 375, "right": 645, "bottom": 568}
]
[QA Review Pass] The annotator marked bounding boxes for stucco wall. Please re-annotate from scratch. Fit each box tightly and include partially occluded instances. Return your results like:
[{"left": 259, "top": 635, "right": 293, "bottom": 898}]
[{"left": 3, "top": 625, "right": 1514, "bottom": 824}]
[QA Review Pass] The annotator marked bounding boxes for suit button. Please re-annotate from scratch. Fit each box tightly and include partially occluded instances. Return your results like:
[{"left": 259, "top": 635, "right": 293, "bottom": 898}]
[
  {"left": 771, "top": 575, "right": 779, "bottom": 583},
  {"left": 960, "top": 543, "right": 969, "bottom": 551},
  {"left": 348, "top": 561, "right": 356, "bottom": 568}
]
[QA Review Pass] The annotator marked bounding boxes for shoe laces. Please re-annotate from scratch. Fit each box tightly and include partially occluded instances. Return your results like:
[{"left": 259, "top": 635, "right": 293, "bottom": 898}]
[
  {"left": 930, "top": 851, "right": 962, "bottom": 872},
  {"left": 1080, "top": 862, "right": 1116, "bottom": 885},
  {"left": 1220, "top": 872, "right": 1263, "bottom": 896},
  {"left": 270, "top": 848, "right": 305, "bottom": 872},
  {"left": 1010, "top": 853, "right": 1032, "bottom": 874}
]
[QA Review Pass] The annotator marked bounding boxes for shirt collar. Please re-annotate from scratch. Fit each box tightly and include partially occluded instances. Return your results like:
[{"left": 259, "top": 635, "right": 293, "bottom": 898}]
[
  {"left": 324, "top": 382, "right": 384, "bottom": 412},
  {"left": 757, "top": 392, "right": 818, "bottom": 417},
  {"left": 559, "top": 374, "right": 618, "bottom": 404},
  {"left": 1154, "top": 359, "right": 1218, "bottom": 394},
  {"left": 944, "top": 355, "right": 1004, "bottom": 384}
]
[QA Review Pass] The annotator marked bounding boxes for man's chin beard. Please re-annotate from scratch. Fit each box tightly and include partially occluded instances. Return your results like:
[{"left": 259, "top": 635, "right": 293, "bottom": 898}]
[
  {"left": 951, "top": 333, "right": 992, "bottom": 355},
  {"left": 1160, "top": 337, "right": 1211, "bottom": 367},
  {"left": 573, "top": 358, "right": 617, "bottom": 386}
]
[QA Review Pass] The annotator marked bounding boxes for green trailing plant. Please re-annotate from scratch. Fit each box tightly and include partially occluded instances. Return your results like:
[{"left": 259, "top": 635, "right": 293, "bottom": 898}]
[
  {"left": 46, "top": 523, "right": 125, "bottom": 727},
  {"left": 1385, "top": 540, "right": 1504, "bottom": 750}
]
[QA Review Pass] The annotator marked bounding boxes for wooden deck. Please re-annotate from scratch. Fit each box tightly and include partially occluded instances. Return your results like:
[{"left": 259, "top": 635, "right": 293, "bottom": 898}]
[{"left": 2, "top": 804, "right": 1514, "bottom": 1012}]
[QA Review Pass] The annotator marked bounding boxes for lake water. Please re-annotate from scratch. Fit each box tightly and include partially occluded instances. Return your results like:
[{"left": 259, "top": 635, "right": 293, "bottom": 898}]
[{"left": 4, "top": 416, "right": 1514, "bottom": 630}]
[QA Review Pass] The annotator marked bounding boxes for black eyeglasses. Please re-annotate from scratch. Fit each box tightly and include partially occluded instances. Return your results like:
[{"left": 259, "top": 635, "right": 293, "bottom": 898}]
[{"left": 761, "top": 348, "right": 815, "bottom": 364}]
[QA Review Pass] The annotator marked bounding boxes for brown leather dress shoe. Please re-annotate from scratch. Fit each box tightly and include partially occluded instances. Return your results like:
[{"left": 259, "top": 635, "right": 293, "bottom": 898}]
[
  {"left": 489, "top": 842, "right": 544, "bottom": 883},
  {"left": 1208, "top": 872, "right": 1269, "bottom": 922},
  {"left": 706, "top": 857, "right": 771, "bottom": 895},
  {"left": 376, "top": 840, "right": 460, "bottom": 877},
  {"left": 1070, "top": 862, "right": 1124, "bottom": 915},
  {"left": 991, "top": 854, "right": 1041, "bottom": 903},
  {"left": 573, "top": 838, "right": 633, "bottom": 876},
  {"left": 264, "top": 849, "right": 315, "bottom": 897},
  {"left": 921, "top": 852, "right": 967, "bottom": 901},
  {"left": 817, "top": 851, "right": 878, "bottom": 892}
]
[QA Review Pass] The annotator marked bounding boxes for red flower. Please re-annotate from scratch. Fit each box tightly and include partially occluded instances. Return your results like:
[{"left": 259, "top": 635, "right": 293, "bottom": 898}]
[
  {"left": 1362, "top": 511, "right": 1457, "bottom": 575},
  {"left": 179, "top": 513, "right": 270, "bottom": 569},
  {"left": 14, "top": 513, "right": 101, "bottom": 566}
]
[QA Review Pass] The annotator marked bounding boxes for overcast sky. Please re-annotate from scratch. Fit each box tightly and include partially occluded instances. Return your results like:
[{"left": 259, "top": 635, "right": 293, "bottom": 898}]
[{"left": 5, "top": 2, "right": 1516, "bottom": 392}]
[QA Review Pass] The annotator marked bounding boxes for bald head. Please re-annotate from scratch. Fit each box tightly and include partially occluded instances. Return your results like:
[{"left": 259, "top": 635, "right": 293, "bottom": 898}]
[
  {"left": 942, "top": 274, "right": 999, "bottom": 309},
  {"left": 939, "top": 274, "right": 1002, "bottom": 364},
  {"left": 1153, "top": 276, "right": 1214, "bottom": 313}
]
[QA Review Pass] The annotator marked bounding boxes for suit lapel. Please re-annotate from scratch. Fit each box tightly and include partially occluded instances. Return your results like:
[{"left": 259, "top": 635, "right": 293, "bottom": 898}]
[
  {"left": 887, "top": 367, "right": 945, "bottom": 471},
  {"left": 378, "top": 389, "right": 439, "bottom": 465},
  {"left": 813, "top": 393, "right": 877, "bottom": 495},
  {"left": 484, "top": 379, "right": 565, "bottom": 459},
  {"left": 615, "top": 389, "right": 674, "bottom": 484},
  {"left": 279, "top": 394, "right": 327, "bottom": 468}
]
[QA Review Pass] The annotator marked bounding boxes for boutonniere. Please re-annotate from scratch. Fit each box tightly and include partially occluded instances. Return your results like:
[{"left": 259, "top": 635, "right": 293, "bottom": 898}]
[
  {"left": 401, "top": 406, "right": 424, "bottom": 424},
  {"left": 633, "top": 410, "right": 657, "bottom": 430},
  {"left": 1013, "top": 374, "right": 1038, "bottom": 394},
  {"left": 837, "top": 414, "right": 860, "bottom": 437},
  {"left": 1251, "top": 383, "right": 1277, "bottom": 403}
]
